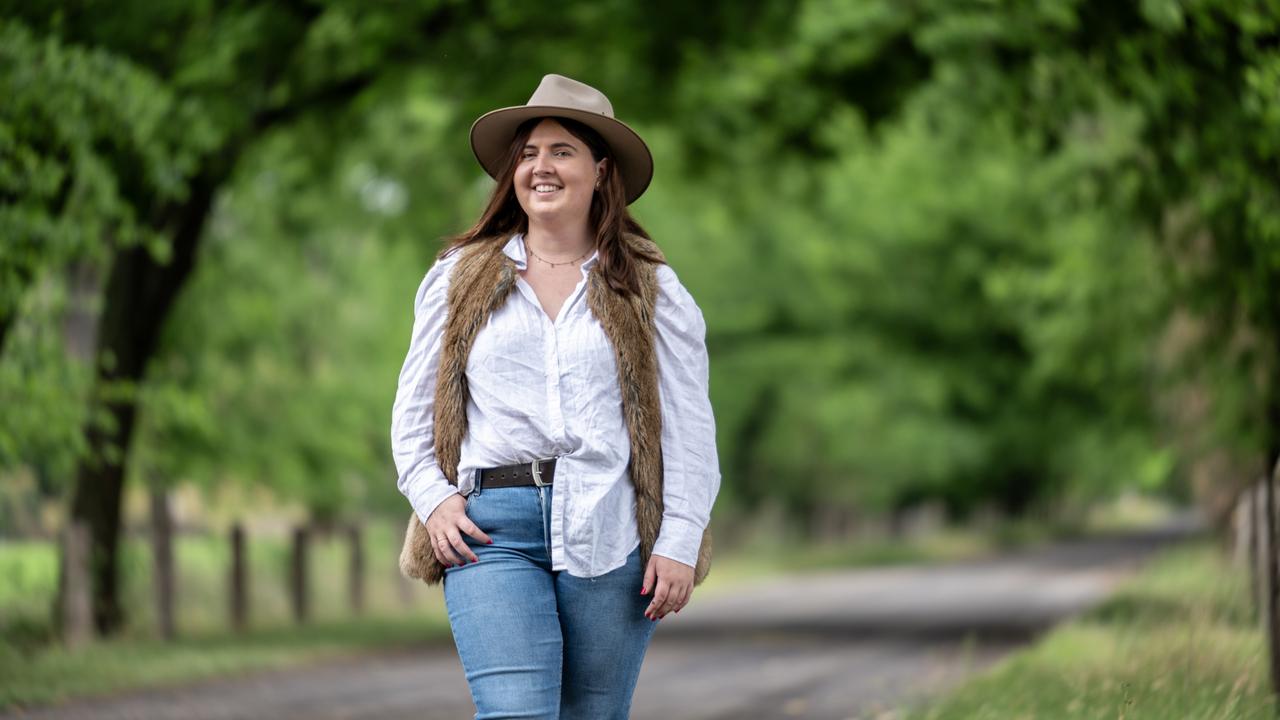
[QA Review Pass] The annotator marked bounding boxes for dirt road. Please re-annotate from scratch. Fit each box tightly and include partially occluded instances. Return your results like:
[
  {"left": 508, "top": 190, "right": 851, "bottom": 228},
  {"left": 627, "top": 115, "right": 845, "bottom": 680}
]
[{"left": 3, "top": 524, "right": 1194, "bottom": 720}]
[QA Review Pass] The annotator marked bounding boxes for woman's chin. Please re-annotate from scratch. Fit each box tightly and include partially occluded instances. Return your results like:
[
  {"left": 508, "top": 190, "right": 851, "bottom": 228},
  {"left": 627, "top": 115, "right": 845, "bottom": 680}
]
[{"left": 524, "top": 202, "right": 587, "bottom": 225}]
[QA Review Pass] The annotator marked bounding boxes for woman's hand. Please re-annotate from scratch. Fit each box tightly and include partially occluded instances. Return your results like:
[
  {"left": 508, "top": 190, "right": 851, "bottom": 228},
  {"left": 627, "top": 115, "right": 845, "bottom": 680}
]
[
  {"left": 425, "top": 494, "right": 492, "bottom": 567},
  {"left": 641, "top": 554, "right": 695, "bottom": 620}
]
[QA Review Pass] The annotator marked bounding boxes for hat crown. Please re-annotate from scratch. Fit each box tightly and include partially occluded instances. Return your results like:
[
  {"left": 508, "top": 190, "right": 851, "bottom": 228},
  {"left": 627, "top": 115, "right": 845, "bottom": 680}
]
[{"left": 527, "top": 74, "right": 614, "bottom": 118}]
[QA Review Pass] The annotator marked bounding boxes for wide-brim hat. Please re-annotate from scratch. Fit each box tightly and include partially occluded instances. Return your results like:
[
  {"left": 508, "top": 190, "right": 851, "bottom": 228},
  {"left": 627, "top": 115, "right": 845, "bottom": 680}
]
[{"left": 469, "top": 74, "right": 653, "bottom": 205}]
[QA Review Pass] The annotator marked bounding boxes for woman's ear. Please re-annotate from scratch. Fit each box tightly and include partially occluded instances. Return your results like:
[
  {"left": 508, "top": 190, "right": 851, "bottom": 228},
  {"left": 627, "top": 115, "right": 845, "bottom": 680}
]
[{"left": 595, "top": 158, "right": 609, "bottom": 183}]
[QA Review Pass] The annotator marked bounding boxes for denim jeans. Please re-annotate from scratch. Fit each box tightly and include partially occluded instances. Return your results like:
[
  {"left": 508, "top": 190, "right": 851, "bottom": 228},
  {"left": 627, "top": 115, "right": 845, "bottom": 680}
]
[{"left": 443, "top": 482, "right": 657, "bottom": 719}]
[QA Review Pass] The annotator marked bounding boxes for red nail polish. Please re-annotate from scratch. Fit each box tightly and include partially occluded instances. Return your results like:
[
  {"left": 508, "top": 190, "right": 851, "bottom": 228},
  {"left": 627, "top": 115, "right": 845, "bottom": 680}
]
[{"left": 487, "top": 540, "right": 493, "bottom": 544}]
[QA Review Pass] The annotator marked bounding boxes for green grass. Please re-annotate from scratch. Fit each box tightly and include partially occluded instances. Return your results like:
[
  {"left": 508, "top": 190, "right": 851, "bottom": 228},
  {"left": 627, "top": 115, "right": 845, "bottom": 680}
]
[{"left": 907, "top": 541, "right": 1275, "bottom": 719}]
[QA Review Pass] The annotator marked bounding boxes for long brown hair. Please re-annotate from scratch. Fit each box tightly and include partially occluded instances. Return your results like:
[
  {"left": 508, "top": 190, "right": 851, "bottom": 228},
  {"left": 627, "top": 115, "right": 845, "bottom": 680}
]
[{"left": 441, "top": 117, "right": 661, "bottom": 296}]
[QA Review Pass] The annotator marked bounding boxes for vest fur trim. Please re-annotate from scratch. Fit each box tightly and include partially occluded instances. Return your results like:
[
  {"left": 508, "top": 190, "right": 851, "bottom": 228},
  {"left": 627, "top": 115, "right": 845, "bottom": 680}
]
[{"left": 398, "top": 234, "right": 713, "bottom": 586}]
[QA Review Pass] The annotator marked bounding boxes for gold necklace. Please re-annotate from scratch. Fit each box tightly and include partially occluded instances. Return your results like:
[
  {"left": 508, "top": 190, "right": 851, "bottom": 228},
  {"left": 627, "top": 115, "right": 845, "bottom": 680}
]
[{"left": 526, "top": 243, "right": 592, "bottom": 268}]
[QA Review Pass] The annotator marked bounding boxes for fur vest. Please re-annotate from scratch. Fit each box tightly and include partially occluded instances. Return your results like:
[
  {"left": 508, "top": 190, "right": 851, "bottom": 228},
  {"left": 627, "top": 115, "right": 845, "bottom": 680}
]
[{"left": 398, "top": 233, "right": 713, "bottom": 586}]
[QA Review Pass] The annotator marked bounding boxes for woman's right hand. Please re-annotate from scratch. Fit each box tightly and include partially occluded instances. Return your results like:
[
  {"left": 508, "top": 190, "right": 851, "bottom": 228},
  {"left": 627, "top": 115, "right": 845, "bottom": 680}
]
[{"left": 425, "top": 494, "right": 492, "bottom": 566}]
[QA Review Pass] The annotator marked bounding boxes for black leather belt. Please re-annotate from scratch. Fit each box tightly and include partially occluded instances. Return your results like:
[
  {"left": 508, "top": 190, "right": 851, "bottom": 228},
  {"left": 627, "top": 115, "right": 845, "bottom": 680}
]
[{"left": 478, "top": 458, "right": 556, "bottom": 489}]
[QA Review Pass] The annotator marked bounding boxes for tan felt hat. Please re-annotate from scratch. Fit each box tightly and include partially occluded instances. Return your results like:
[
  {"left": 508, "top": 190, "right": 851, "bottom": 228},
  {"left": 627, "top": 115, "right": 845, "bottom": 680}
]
[{"left": 469, "top": 74, "right": 654, "bottom": 205}]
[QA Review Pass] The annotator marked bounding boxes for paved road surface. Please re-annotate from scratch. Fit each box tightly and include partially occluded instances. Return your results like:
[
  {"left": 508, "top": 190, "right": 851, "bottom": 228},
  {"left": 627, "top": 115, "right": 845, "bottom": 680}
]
[{"left": 3, "top": 524, "right": 1195, "bottom": 720}]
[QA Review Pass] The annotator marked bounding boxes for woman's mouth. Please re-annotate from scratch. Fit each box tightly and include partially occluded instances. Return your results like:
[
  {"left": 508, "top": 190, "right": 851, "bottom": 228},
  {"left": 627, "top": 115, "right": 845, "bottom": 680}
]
[{"left": 534, "top": 184, "right": 562, "bottom": 195}]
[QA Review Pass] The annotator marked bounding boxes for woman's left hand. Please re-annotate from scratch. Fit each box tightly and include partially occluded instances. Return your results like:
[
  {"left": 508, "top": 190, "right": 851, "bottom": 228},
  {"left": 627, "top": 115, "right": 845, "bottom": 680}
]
[{"left": 641, "top": 554, "right": 695, "bottom": 620}]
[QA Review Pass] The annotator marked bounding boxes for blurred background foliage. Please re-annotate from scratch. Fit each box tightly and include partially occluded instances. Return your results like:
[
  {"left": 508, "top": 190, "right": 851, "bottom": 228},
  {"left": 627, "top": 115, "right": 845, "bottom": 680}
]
[{"left": 1, "top": 0, "right": 1278, "bottom": 635}]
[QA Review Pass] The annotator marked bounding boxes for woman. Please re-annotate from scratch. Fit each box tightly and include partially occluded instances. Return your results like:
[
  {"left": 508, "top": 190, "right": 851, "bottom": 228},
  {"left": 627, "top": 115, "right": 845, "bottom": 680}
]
[{"left": 391, "top": 74, "right": 719, "bottom": 719}]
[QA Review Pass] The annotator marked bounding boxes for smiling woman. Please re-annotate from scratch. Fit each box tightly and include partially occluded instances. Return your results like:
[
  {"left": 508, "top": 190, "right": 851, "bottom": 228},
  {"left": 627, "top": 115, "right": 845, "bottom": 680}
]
[{"left": 390, "top": 74, "right": 720, "bottom": 719}]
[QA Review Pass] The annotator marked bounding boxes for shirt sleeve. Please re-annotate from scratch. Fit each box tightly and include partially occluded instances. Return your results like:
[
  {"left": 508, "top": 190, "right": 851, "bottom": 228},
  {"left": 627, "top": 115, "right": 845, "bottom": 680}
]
[
  {"left": 650, "top": 263, "right": 721, "bottom": 568},
  {"left": 391, "top": 250, "right": 462, "bottom": 525}
]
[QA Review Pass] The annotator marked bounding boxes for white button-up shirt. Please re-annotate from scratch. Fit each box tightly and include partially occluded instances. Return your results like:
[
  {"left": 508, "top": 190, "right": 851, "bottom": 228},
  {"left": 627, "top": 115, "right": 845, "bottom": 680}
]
[{"left": 391, "top": 233, "right": 720, "bottom": 577}]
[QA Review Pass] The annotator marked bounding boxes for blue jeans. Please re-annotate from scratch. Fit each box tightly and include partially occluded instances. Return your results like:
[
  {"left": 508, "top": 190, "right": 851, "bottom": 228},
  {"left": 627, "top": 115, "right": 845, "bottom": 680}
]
[{"left": 443, "top": 483, "right": 657, "bottom": 719}]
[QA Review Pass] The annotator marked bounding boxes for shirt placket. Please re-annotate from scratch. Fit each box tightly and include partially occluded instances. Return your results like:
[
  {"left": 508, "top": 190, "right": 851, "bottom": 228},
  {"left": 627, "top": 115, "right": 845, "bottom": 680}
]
[
  {"left": 550, "top": 270, "right": 595, "bottom": 572},
  {"left": 510, "top": 242, "right": 597, "bottom": 573},
  {"left": 543, "top": 310, "right": 568, "bottom": 566}
]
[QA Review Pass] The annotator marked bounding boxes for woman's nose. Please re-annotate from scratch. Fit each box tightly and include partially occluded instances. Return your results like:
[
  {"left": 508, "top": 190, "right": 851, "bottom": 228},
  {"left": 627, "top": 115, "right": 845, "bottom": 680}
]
[{"left": 532, "top": 151, "right": 553, "bottom": 174}]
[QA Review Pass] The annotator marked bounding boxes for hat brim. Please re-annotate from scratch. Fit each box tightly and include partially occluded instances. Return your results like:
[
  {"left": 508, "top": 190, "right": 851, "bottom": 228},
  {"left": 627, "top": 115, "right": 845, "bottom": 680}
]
[{"left": 470, "top": 105, "right": 654, "bottom": 205}]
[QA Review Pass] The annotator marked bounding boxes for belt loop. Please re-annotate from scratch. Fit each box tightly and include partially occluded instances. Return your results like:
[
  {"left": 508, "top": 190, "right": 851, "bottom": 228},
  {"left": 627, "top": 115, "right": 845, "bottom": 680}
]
[{"left": 472, "top": 467, "right": 482, "bottom": 497}]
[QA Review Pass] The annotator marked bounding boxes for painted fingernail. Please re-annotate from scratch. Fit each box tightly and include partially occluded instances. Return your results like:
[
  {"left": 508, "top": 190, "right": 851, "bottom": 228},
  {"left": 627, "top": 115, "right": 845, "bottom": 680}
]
[
  {"left": 487, "top": 540, "right": 493, "bottom": 544},
  {"left": 640, "top": 587, "right": 648, "bottom": 595}
]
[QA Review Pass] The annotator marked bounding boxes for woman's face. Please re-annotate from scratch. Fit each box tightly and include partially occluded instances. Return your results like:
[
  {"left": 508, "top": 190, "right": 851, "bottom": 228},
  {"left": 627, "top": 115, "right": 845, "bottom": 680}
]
[{"left": 513, "top": 119, "right": 607, "bottom": 229}]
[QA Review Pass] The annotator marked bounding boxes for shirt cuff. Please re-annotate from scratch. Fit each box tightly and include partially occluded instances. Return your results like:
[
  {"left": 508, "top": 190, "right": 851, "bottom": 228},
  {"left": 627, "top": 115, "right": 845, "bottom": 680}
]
[
  {"left": 409, "top": 476, "right": 463, "bottom": 526},
  {"left": 651, "top": 516, "right": 705, "bottom": 569}
]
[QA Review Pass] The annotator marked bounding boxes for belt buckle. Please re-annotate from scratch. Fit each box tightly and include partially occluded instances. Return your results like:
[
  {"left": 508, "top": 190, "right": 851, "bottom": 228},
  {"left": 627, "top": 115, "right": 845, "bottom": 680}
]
[{"left": 530, "top": 459, "right": 550, "bottom": 487}]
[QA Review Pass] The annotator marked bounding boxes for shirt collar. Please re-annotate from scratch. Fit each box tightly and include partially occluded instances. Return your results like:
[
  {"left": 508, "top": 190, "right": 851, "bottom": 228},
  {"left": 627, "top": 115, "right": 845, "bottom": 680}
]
[{"left": 506, "top": 233, "right": 599, "bottom": 274}]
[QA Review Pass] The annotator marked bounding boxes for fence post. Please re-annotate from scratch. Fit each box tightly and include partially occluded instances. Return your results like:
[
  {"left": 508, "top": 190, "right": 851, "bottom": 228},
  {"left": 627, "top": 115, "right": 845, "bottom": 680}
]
[
  {"left": 229, "top": 523, "right": 248, "bottom": 632},
  {"left": 348, "top": 523, "right": 365, "bottom": 615},
  {"left": 1237, "top": 480, "right": 1259, "bottom": 616},
  {"left": 290, "top": 525, "right": 310, "bottom": 623},
  {"left": 60, "top": 520, "right": 93, "bottom": 649},
  {"left": 1265, "top": 463, "right": 1280, "bottom": 697},
  {"left": 150, "top": 489, "right": 176, "bottom": 640}
]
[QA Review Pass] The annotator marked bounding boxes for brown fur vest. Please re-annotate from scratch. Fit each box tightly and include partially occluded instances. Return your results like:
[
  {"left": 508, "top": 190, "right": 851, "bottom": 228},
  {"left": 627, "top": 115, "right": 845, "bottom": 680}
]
[{"left": 398, "top": 233, "right": 713, "bottom": 586}]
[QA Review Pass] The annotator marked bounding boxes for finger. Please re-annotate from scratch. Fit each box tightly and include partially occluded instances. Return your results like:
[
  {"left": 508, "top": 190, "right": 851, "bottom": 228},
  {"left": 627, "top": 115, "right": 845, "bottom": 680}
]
[
  {"left": 447, "top": 529, "right": 479, "bottom": 564},
  {"left": 457, "top": 516, "right": 492, "bottom": 546},
  {"left": 659, "top": 581, "right": 690, "bottom": 619},
  {"left": 641, "top": 558, "right": 656, "bottom": 597},
  {"left": 656, "top": 584, "right": 681, "bottom": 619},
  {"left": 671, "top": 584, "right": 692, "bottom": 615},
  {"left": 433, "top": 534, "right": 463, "bottom": 567},
  {"left": 646, "top": 579, "right": 670, "bottom": 620},
  {"left": 678, "top": 585, "right": 693, "bottom": 611}
]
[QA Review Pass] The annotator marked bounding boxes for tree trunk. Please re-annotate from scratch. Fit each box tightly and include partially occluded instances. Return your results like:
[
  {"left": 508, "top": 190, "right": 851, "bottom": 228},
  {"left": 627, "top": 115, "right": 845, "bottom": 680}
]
[
  {"left": 66, "top": 166, "right": 222, "bottom": 636},
  {"left": 150, "top": 488, "right": 176, "bottom": 641}
]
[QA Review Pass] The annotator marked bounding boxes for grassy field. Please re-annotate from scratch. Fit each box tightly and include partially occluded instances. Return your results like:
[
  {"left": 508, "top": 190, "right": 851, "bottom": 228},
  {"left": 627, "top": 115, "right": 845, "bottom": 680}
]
[{"left": 907, "top": 541, "right": 1275, "bottom": 719}]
